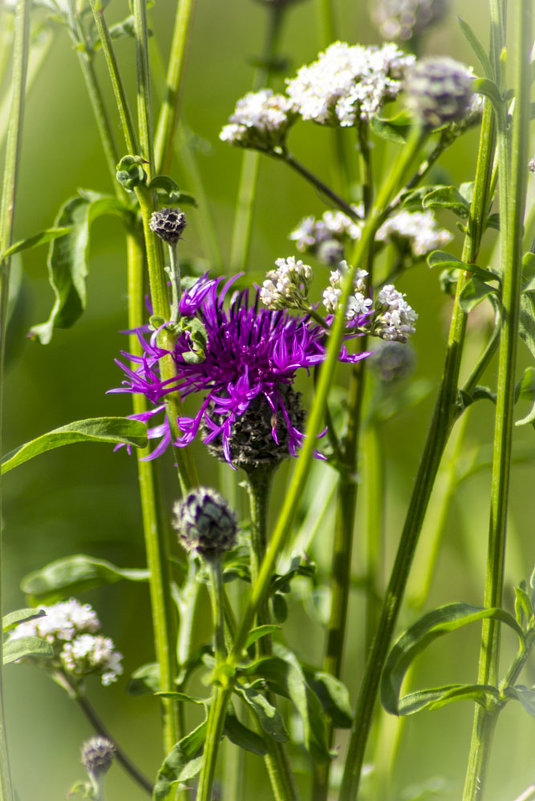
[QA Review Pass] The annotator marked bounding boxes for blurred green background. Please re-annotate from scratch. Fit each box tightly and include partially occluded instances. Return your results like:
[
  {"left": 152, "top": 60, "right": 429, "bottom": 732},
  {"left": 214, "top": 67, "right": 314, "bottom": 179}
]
[{"left": 2, "top": 0, "right": 535, "bottom": 798}]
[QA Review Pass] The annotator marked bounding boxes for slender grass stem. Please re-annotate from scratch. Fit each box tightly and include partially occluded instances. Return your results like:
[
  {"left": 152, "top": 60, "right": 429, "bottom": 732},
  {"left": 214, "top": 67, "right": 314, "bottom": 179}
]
[
  {"left": 74, "top": 690, "right": 153, "bottom": 794},
  {"left": 230, "top": 4, "right": 285, "bottom": 273},
  {"left": 338, "top": 104, "right": 497, "bottom": 801},
  {"left": 462, "top": 1, "right": 531, "bottom": 798},
  {"left": 208, "top": 559, "right": 227, "bottom": 663},
  {"left": 154, "top": 0, "right": 195, "bottom": 175},
  {"left": 0, "top": 2, "right": 31, "bottom": 797}
]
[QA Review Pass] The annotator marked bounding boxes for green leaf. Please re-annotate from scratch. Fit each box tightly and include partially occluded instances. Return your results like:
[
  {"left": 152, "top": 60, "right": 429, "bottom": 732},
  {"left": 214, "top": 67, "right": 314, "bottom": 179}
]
[
  {"left": 3, "top": 635, "right": 54, "bottom": 665},
  {"left": 224, "top": 712, "right": 267, "bottom": 756},
  {"left": 149, "top": 175, "right": 197, "bottom": 206},
  {"left": 2, "top": 608, "right": 45, "bottom": 633},
  {"left": 1, "top": 417, "right": 147, "bottom": 475},
  {"left": 458, "top": 17, "right": 493, "bottom": 79},
  {"left": 514, "top": 582, "right": 533, "bottom": 628},
  {"left": 459, "top": 277, "right": 497, "bottom": 313},
  {"left": 116, "top": 155, "right": 147, "bottom": 191},
  {"left": 381, "top": 602, "right": 523, "bottom": 716},
  {"left": 1, "top": 227, "right": 71, "bottom": 260},
  {"left": 472, "top": 77, "right": 503, "bottom": 113},
  {"left": 244, "top": 624, "right": 281, "bottom": 650},
  {"left": 153, "top": 720, "right": 207, "bottom": 800},
  {"left": 127, "top": 662, "right": 160, "bottom": 696},
  {"left": 520, "top": 294, "right": 535, "bottom": 359},
  {"left": 422, "top": 186, "right": 470, "bottom": 217},
  {"left": 515, "top": 367, "right": 535, "bottom": 426},
  {"left": 236, "top": 685, "right": 289, "bottom": 743},
  {"left": 522, "top": 252, "right": 535, "bottom": 292},
  {"left": 21, "top": 554, "right": 148, "bottom": 604},
  {"left": 303, "top": 669, "right": 353, "bottom": 728},
  {"left": 427, "top": 251, "right": 498, "bottom": 283},
  {"left": 370, "top": 110, "right": 412, "bottom": 143},
  {"left": 29, "top": 193, "right": 132, "bottom": 343},
  {"left": 396, "top": 683, "right": 500, "bottom": 715}
]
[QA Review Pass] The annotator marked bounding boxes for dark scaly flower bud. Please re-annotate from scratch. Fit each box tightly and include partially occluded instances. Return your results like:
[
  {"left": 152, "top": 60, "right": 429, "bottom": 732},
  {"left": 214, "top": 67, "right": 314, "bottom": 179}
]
[
  {"left": 202, "top": 386, "right": 307, "bottom": 472},
  {"left": 404, "top": 57, "right": 475, "bottom": 129},
  {"left": 371, "top": 0, "right": 449, "bottom": 42},
  {"left": 149, "top": 208, "right": 187, "bottom": 246},
  {"left": 173, "top": 488, "right": 237, "bottom": 560},
  {"left": 81, "top": 737, "right": 116, "bottom": 777}
]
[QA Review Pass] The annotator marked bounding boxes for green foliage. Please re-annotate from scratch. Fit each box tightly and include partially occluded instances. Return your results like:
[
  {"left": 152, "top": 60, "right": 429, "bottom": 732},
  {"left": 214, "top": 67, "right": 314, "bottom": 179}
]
[
  {"left": 29, "top": 192, "right": 133, "bottom": 343},
  {"left": 3, "top": 635, "right": 53, "bottom": 665},
  {"left": 1, "top": 417, "right": 147, "bottom": 475},
  {"left": 2, "top": 608, "right": 44, "bottom": 633},
  {"left": 21, "top": 554, "right": 149, "bottom": 604},
  {"left": 153, "top": 719, "right": 207, "bottom": 800}
]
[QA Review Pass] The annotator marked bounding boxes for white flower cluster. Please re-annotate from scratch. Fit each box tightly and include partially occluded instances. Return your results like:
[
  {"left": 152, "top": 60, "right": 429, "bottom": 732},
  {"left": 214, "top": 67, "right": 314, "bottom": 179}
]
[
  {"left": 260, "top": 257, "right": 313, "bottom": 310},
  {"left": 290, "top": 206, "right": 451, "bottom": 262},
  {"left": 9, "top": 598, "right": 123, "bottom": 686},
  {"left": 219, "top": 89, "right": 296, "bottom": 152},
  {"left": 376, "top": 209, "right": 453, "bottom": 256},
  {"left": 322, "top": 264, "right": 373, "bottom": 321},
  {"left": 286, "top": 42, "right": 415, "bottom": 126},
  {"left": 372, "top": 284, "right": 418, "bottom": 342}
]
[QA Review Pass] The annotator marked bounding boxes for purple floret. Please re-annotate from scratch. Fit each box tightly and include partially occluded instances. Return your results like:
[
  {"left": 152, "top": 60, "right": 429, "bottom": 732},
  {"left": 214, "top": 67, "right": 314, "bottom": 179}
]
[{"left": 110, "top": 275, "right": 369, "bottom": 465}]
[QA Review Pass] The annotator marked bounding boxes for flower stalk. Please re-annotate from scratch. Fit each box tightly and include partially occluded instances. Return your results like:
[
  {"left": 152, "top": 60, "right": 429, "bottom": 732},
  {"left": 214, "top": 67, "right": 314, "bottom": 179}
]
[{"left": 463, "top": 0, "right": 531, "bottom": 798}]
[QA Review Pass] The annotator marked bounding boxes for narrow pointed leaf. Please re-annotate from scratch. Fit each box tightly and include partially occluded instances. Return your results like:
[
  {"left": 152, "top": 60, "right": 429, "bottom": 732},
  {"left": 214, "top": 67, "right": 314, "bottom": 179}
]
[
  {"left": 381, "top": 603, "right": 523, "bottom": 716},
  {"left": 303, "top": 669, "right": 353, "bottom": 728},
  {"left": 3, "top": 636, "right": 53, "bottom": 665},
  {"left": 1, "top": 417, "right": 147, "bottom": 474},
  {"left": 153, "top": 720, "right": 207, "bottom": 800},
  {"left": 397, "top": 683, "right": 500, "bottom": 715},
  {"left": 127, "top": 662, "right": 160, "bottom": 696},
  {"left": 2, "top": 608, "right": 45, "bottom": 633},
  {"left": 21, "top": 554, "right": 149, "bottom": 603},
  {"left": 1, "top": 227, "right": 71, "bottom": 260},
  {"left": 224, "top": 712, "right": 267, "bottom": 756},
  {"left": 458, "top": 17, "right": 493, "bottom": 79},
  {"left": 507, "top": 685, "right": 535, "bottom": 718},
  {"left": 244, "top": 624, "right": 281, "bottom": 650},
  {"left": 520, "top": 294, "right": 535, "bottom": 359},
  {"left": 237, "top": 685, "right": 289, "bottom": 743}
]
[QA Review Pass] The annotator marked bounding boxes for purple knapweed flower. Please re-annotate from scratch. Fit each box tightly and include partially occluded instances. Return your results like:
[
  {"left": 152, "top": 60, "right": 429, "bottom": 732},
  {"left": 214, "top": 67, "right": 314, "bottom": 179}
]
[{"left": 110, "top": 276, "right": 369, "bottom": 466}]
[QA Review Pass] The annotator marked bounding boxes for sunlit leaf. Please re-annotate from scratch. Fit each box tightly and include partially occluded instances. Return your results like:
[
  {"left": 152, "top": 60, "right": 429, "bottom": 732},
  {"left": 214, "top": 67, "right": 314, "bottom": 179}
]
[
  {"left": 21, "top": 553, "right": 148, "bottom": 604},
  {"left": 153, "top": 720, "right": 207, "bottom": 800},
  {"left": 3, "top": 636, "right": 54, "bottom": 665},
  {"left": 1, "top": 227, "right": 71, "bottom": 260},
  {"left": 458, "top": 17, "right": 493, "bottom": 79},
  {"left": 127, "top": 663, "right": 160, "bottom": 696},
  {"left": 1, "top": 417, "right": 147, "bottom": 475},
  {"left": 236, "top": 685, "right": 289, "bottom": 743},
  {"left": 2, "top": 608, "right": 45, "bottom": 633}
]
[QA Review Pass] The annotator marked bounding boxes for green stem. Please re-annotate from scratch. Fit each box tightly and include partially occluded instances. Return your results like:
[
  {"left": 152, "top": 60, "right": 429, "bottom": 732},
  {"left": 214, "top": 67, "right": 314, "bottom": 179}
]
[
  {"left": 208, "top": 559, "right": 227, "bottom": 663},
  {"left": 316, "top": 0, "right": 335, "bottom": 45},
  {"left": 338, "top": 109, "right": 497, "bottom": 801},
  {"left": 126, "top": 231, "right": 182, "bottom": 755},
  {"left": 463, "top": 1, "right": 531, "bottom": 798},
  {"left": 74, "top": 690, "right": 153, "bottom": 794},
  {"left": 246, "top": 468, "right": 300, "bottom": 801},
  {"left": 154, "top": 0, "right": 195, "bottom": 175},
  {"left": 277, "top": 151, "right": 361, "bottom": 221},
  {"left": 0, "top": 2, "right": 30, "bottom": 798},
  {"left": 196, "top": 684, "right": 234, "bottom": 801},
  {"left": 229, "top": 4, "right": 285, "bottom": 273},
  {"left": 88, "top": 0, "right": 139, "bottom": 155},
  {"left": 133, "top": 0, "right": 155, "bottom": 172}
]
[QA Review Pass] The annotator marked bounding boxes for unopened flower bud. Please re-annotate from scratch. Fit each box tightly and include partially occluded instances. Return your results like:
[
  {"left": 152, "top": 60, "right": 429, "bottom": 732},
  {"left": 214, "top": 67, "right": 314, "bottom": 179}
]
[
  {"left": 149, "top": 208, "right": 187, "bottom": 246},
  {"left": 369, "top": 340, "right": 415, "bottom": 383},
  {"left": 404, "top": 57, "right": 475, "bottom": 129},
  {"left": 173, "top": 488, "right": 237, "bottom": 560},
  {"left": 81, "top": 737, "right": 116, "bottom": 777}
]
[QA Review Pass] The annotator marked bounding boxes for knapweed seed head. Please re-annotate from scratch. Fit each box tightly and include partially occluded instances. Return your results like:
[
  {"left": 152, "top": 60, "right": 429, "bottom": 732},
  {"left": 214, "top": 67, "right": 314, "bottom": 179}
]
[
  {"left": 371, "top": 0, "right": 449, "bottom": 41},
  {"left": 81, "top": 737, "right": 116, "bottom": 777},
  {"left": 220, "top": 89, "right": 296, "bottom": 152},
  {"left": 260, "top": 257, "right": 313, "bottom": 310},
  {"left": 286, "top": 42, "right": 415, "bottom": 126},
  {"left": 149, "top": 208, "right": 187, "bottom": 246},
  {"left": 173, "top": 487, "right": 237, "bottom": 560},
  {"left": 111, "top": 276, "right": 369, "bottom": 466},
  {"left": 8, "top": 599, "right": 123, "bottom": 686},
  {"left": 404, "top": 57, "right": 475, "bottom": 129}
]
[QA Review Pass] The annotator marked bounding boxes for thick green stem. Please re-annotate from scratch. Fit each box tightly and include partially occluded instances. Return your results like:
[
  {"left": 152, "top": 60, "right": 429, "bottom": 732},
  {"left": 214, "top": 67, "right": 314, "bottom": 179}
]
[
  {"left": 463, "top": 2, "right": 531, "bottom": 799},
  {"left": 154, "top": 0, "right": 195, "bottom": 175},
  {"left": 0, "top": 2, "right": 31, "bottom": 798},
  {"left": 126, "top": 231, "right": 182, "bottom": 755},
  {"left": 229, "top": 4, "right": 285, "bottom": 273},
  {"left": 75, "top": 690, "right": 153, "bottom": 794},
  {"left": 196, "top": 684, "right": 234, "bottom": 801},
  {"left": 338, "top": 106, "right": 497, "bottom": 801},
  {"left": 208, "top": 559, "right": 227, "bottom": 663}
]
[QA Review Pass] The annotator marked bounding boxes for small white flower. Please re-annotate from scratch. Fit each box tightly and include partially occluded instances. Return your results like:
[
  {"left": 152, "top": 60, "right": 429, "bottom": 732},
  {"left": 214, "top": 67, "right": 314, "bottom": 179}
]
[
  {"left": 286, "top": 41, "right": 415, "bottom": 127},
  {"left": 9, "top": 599, "right": 99, "bottom": 643},
  {"left": 220, "top": 89, "right": 296, "bottom": 151},
  {"left": 61, "top": 634, "right": 123, "bottom": 685},
  {"left": 373, "top": 284, "right": 418, "bottom": 341},
  {"left": 322, "top": 264, "right": 371, "bottom": 320},
  {"left": 260, "top": 257, "right": 313, "bottom": 309},
  {"left": 377, "top": 209, "right": 452, "bottom": 256}
]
